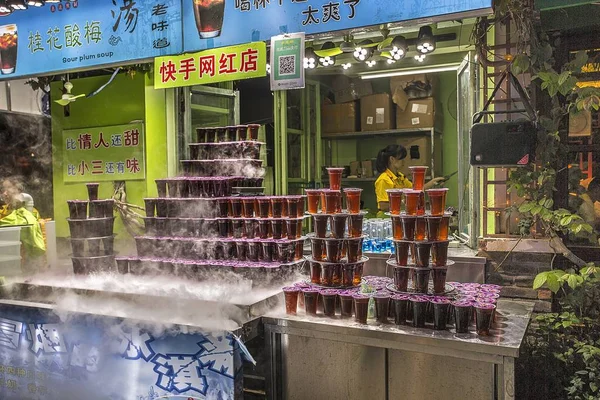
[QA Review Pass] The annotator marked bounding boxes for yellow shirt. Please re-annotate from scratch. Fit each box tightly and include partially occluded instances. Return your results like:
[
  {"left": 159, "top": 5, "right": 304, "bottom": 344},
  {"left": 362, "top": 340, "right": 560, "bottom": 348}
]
[{"left": 374, "top": 169, "right": 413, "bottom": 206}]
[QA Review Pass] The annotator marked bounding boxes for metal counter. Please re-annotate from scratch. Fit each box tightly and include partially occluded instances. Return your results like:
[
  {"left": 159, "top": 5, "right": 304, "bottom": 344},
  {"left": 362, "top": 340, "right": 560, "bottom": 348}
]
[{"left": 263, "top": 299, "right": 533, "bottom": 400}]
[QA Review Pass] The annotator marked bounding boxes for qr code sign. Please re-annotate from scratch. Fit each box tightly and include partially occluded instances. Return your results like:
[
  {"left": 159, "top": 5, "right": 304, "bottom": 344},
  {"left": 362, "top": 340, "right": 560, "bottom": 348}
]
[{"left": 278, "top": 55, "right": 296, "bottom": 76}]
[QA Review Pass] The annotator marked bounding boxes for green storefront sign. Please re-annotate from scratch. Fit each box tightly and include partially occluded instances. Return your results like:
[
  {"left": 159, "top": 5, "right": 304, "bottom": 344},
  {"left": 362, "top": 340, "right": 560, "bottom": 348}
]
[{"left": 62, "top": 123, "right": 145, "bottom": 183}]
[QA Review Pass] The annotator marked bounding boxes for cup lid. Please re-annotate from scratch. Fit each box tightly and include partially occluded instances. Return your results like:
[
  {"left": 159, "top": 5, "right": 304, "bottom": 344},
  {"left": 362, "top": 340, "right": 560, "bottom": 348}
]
[
  {"left": 319, "top": 288, "right": 339, "bottom": 296},
  {"left": 282, "top": 286, "right": 300, "bottom": 292},
  {"left": 403, "top": 189, "right": 424, "bottom": 195},
  {"left": 326, "top": 167, "right": 345, "bottom": 172},
  {"left": 426, "top": 188, "right": 449, "bottom": 194},
  {"left": 385, "top": 188, "right": 404, "bottom": 194},
  {"left": 373, "top": 292, "right": 391, "bottom": 299},
  {"left": 408, "top": 166, "right": 429, "bottom": 171},
  {"left": 430, "top": 296, "right": 451, "bottom": 304},
  {"left": 343, "top": 187, "right": 363, "bottom": 192},
  {"left": 302, "top": 287, "right": 319, "bottom": 293},
  {"left": 391, "top": 294, "right": 410, "bottom": 300},
  {"left": 305, "top": 189, "right": 324, "bottom": 194},
  {"left": 452, "top": 300, "right": 473, "bottom": 307},
  {"left": 474, "top": 302, "right": 496, "bottom": 310},
  {"left": 352, "top": 293, "right": 370, "bottom": 299}
]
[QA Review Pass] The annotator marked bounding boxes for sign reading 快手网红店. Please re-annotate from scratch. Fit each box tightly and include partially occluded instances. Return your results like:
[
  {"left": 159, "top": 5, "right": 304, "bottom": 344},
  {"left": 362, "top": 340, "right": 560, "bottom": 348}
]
[{"left": 62, "top": 123, "right": 145, "bottom": 183}]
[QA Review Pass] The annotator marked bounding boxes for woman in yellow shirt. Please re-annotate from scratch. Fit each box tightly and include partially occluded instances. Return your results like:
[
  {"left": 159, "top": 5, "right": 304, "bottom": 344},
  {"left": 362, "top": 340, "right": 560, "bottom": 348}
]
[{"left": 374, "top": 144, "right": 444, "bottom": 217}]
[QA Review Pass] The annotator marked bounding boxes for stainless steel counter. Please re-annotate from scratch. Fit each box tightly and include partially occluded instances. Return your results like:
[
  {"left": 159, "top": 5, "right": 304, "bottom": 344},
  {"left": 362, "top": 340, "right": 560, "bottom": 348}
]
[{"left": 263, "top": 299, "right": 533, "bottom": 400}]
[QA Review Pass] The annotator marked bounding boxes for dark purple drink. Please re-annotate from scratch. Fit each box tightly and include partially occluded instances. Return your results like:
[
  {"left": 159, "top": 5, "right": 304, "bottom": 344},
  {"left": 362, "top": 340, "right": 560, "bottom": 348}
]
[{"left": 193, "top": 0, "right": 225, "bottom": 39}]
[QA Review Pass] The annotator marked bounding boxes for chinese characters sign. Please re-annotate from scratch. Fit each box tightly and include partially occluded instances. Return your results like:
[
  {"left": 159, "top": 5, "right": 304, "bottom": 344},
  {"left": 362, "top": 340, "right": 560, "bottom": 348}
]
[
  {"left": 0, "top": 303, "right": 244, "bottom": 399},
  {"left": 182, "top": 0, "right": 492, "bottom": 53},
  {"left": 154, "top": 41, "right": 266, "bottom": 89},
  {"left": 270, "top": 33, "right": 305, "bottom": 90},
  {"left": 62, "top": 123, "right": 145, "bottom": 183},
  {"left": 0, "top": 0, "right": 182, "bottom": 80}
]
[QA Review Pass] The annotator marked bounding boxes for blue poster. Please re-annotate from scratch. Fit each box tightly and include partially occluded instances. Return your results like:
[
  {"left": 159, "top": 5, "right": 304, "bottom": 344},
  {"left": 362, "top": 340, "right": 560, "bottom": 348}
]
[
  {"left": 0, "top": 303, "right": 244, "bottom": 399},
  {"left": 0, "top": 0, "right": 182, "bottom": 80},
  {"left": 182, "top": 0, "right": 492, "bottom": 52}
]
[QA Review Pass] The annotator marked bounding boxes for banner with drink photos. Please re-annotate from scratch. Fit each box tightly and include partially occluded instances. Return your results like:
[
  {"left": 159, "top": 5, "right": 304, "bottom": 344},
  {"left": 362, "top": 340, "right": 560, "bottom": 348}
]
[{"left": 0, "top": 302, "right": 244, "bottom": 400}]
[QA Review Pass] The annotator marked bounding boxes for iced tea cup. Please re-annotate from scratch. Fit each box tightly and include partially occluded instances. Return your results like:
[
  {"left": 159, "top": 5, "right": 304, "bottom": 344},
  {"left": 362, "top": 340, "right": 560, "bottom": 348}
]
[
  {"left": 453, "top": 301, "right": 472, "bottom": 333},
  {"left": 386, "top": 189, "right": 403, "bottom": 215},
  {"left": 248, "top": 124, "right": 260, "bottom": 141},
  {"left": 235, "top": 240, "right": 248, "bottom": 261},
  {"left": 409, "top": 166, "right": 429, "bottom": 191},
  {"left": 427, "top": 188, "right": 449, "bottom": 216},
  {"left": 411, "top": 296, "right": 429, "bottom": 328},
  {"left": 413, "top": 241, "right": 432, "bottom": 268},
  {"left": 432, "top": 267, "right": 448, "bottom": 294},
  {"left": 303, "top": 288, "right": 319, "bottom": 315},
  {"left": 217, "top": 198, "right": 229, "bottom": 218},
  {"left": 305, "top": 189, "right": 322, "bottom": 214},
  {"left": 236, "top": 125, "right": 248, "bottom": 141},
  {"left": 415, "top": 217, "right": 427, "bottom": 241},
  {"left": 374, "top": 293, "right": 391, "bottom": 323},
  {"left": 256, "top": 197, "right": 271, "bottom": 218},
  {"left": 257, "top": 219, "right": 271, "bottom": 239},
  {"left": 348, "top": 214, "right": 364, "bottom": 238},
  {"left": 346, "top": 238, "right": 362, "bottom": 263},
  {"left": 243, "top": 219, "right": 257, "bottom": 239},
  {"left": 327, "top": 168, "right": 345, "bottom": 190},
  {"left": 323, "top": 189, "right": 342, "bottom": 214},
  {"left": 400, "top": 215, "right": 417, "bottom": 240},
  {"left": 270, "top": 197, "right": 284, "bottom": 218},
  {"left": 344, "top": 188, "right": 363, "bottom": 214},
  {"left": 412, "top": 267, "right": 432, "bottom": 293},
  {"left": 196, "top": 127, "right": 207, "bottom": 143},
  {"left": 230, "top": 198, "right": 243, "bottom": 218},
  {"left": 313, "top": 214, "right": 330, "bottom": 238},
  {"left": 325, "top": 239, "right": 343, "bottom": 262},
  {"left": 403, "top": 190, "right": 422, "bottom": 216},
  {"left": 431, "top": 240, "right": 450, "bottom": 267},
  {"left": 156, "top": 180, "right": 167, "bottom": 197},
  {"left": 216, "top": 127, "right": 227, "bottom": 142},
  {"left": 332, "top": 263, "right": 343, "bottom": 286},
  {"left": 271, "top": 219, "right": 284, "bottom": 239},
  {"left": 331, "top": 213, "right": 348, "bottom": 239},
  {"left": 205, "top": 128, "right": 216, "bottom": 143},
  {"left": 242, "top": 197, "right": 255, "bottom": 218},
  {"left": 393, "top": 265, "right": 411, "bottom": 291},
  {"left": 431, "top": 297, "right": 451, "bottom": 330},
  {"left": 342, "top": 264, "right": 356, "bottom": 287},
  {"left": 311, "top": 238, "right": 325, "bottom": 261},
  {"left": 285, "top": 196, "right": 303, "bottom": 217},
  {"left": 426, "top": 216, "right": 442, "bottom": 241},
  {"left": 86, "top": 183, "right": 100, "bottom": 201},
  {"left": 320, "top": 289, "right": 338, "bottom": 317},
  {"left": 394, "top": 241, "right": 411, "bottom": 266},
  {"left": 310, "top": 262, "right": 322, "bottom": 284},
  {"left": 285, "top": 219, "right": 301, "bottom": 239},
  {"left": 232, "top": 219, "right": 244, "bottom": 239},
  {"left": 389, "top": 215, "right": 402, "bottom": 240},
  {"left": 353, "top": 294, "right": 370, "bottom": 324},
  {"left": 392, "top": 294, "right": 410, "bottom": 325},
  {"left": 321, "top": 263, "right": 335, "bottom": 286},
  {"left": 354, "top": 262, "right": 364, "bottom": 286},
  {"left": 144, "top": 199, "right": 156, "bottom": 218},
  {"left": 217, "top": 218, "right": 230, "bottom": 238},
  {"left": 339, "top": 291, "right": 354, "bottom": 317},
  {"left": 439, "top": 214, "right": 451, "bottom": 240},
  {"left": 475, "top": 303, "right": 496, "bottom": 336},
  {"left": 283, "top": 286, "right": 300, "bottom": 315},
  {"left": 261, "top": 241, "right": 274, "bottom": 262}
]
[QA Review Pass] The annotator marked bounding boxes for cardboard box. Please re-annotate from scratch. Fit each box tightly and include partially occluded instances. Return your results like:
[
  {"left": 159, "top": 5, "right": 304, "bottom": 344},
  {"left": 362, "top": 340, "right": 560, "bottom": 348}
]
[
  {"left": 396, "top": 97, "right": 437, "bottom": 129},
  {"left": 398, "top": 136, "right": 431, "bottom": 169},
  {"left": 361, "top": 160, "right": 374, "bottom": 178},
  {"left": 361, "top": 94, "right": 395, "bottom": 132},
  {"left": 322, "top": 102, "right": 359, "bottom": 134},
  {"left": 349, "top": 161, "right": 361, "bottom": 177},
  {"left": 333, "top": 76, "right": 373, "bottom": 104},
  {"left": 390, "top": 74, "right": 436, "bottom": 100}
]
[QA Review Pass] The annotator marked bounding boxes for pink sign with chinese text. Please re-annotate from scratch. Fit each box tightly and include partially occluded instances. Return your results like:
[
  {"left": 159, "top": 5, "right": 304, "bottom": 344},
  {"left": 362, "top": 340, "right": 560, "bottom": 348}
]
[{"left": 62, "top": 123, "right": 146, "bottom": 183}]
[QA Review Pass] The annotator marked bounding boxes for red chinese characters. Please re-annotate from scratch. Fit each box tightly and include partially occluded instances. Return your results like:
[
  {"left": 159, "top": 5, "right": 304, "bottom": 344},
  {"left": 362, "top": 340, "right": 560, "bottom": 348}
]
[
  {"left": 199, "top": 55, "right": 216, "bottom": 77},
  {"left": 240, "top": 48, "right": 258, "bottom": 72},
  {"left": 179, "top": 57, "right": 196, "bottom": 81},
  {"left": 159, "top": 60, "right": 177, "bottom": 83},
  {"left": 218, "top": 53, "right": 237, "bottom": 74}
]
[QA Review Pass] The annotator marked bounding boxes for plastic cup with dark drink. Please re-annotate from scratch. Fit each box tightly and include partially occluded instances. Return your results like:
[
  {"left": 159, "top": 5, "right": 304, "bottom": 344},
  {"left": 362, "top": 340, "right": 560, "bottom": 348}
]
[
  {"left": 271, "top": 219, "right": 284, "bottom": 239},
  {"left": 415, "top": 217, "right": 427, "bottom": 241},
  {"left": 413, "top": 241, "right": 432, "bottom": 268},
  {"left": 431, "top": 240, "right": 450, "bottom": 267},
  {"left": 283, "top": 286, "right": 300, "bottom": 315},
  {"left": 331, "top": 213, "right": 348, "bottom": 238},
  {"left": 242, "top": 197, "right": 255, "bottom": 218},
  {"left": 247, "top": 124, "right": 260, "bottom": 140},
  {"left": 285, "top": 195, "right": 303, "bottom": 217},
  {"left": 432, "top": 267, "right": 448, "bottom": 294},
  {"left": 86, "top": 183, "right": 99, "bottom": 201},
  {"left": 313, "top": 214, "right": 330, "bottom": 238},
  {"left": 426, "top": 216, "right": 442, "bottom": 241},
  {"left": 0, "top": 25, "right": 17, "bottom": 75},
  {"left": 225, "top": 126, "right": 237, "bottom": 142},
  {"left": 412, "top": 267, "right": 432, "bottom": 293},
  {"left": 431, "top": 297, "right": 451, "bottom": 330},
  {"left": 247, "top": 241, "right": 260, "bottom": 261},
  {"left": 193, "top": 0, "right": 225, "bottom": 39},
  {"left": 67, "top": 200, "right": 88, "bottom": 220},
  {"left": 453, "top": 300, "right": 472, "bottom": 334},
  {"left": 243, "top": 219, "right": 257, "bottom": 239},
  {"left": 303, "top": 288, "right": 319, "bottom": 315},
  {"left": 285, "top": 219, "right": 301, "bottom": 239},
  {"left": 400, "top": 215, "right": 417, "bottom": 240},
  {"left": 411, "top": 296, "right": 429, "bottom": 328},
  {"left": 217, "top": 198, "right": 229, "bottom": 218},
  {"left": 373, "top": 292, "right": 391, "bottom": 323},
  {"left": 393, "top": 265, "right": 411, "bottom": 291},
  {"left": 232, "top": 219, "right": 244, "bottom": 239},
  {"left": 144, "top": 199, "right": 156, "bottom": 218},
  {"left": 270, "top": 197, "right": 284, "bottom": 218},
  {"left": 320, "top": 263, "right": 335, "bottom": 286},
  {"left": 344, "top": 188, "right": 362, "bottom": 214},
  {"left": 348, "top": 214, "right": 364, "bottom": 238},
  {"left": 305, "top": 189, "right": 322, "bottom": 214},
  {"left": 230, "top": 197, "right": 243, "bottom": 218},
  {"left": 392, "top": 294, "right": 410, "bottom": 325},
  {"left": 323, "top": 189, "right": 342, "bottom": 214},
  {"left": 393, "top": 241, "right": 410, "bottom": 265},
  {"left": 353, "top": 293, "right": 370, "bottom": 324},
  {"left": 439, "top": 214, "right": 451, "bottom": 240},
  {"left": 311, "top": 238, "right": 325, "bottom": 261},
  {"left": 427, "top": 188, "right": 449, "bottom": 216},
  {"left": 215, "top": 127, "right": 227, "bottom": 142},
  {"left": 256, "top": 197, "right": 271, "bottom": 218},
  {"left": 309, "top": 261, "right": 322, "bottom": 284},
  {"left": 155, "top": 180, "right": 167, "bottom": 197},
  {"left": 196, "top": 127, "right": 207, "bottom": 143},
  {"left": 475, "top": 303, "right": 496, "bottom": 336},
  {"left": 339, "top": 291, "right": 354, "bottom": 317},
  {"left": 386, "top": 189, "right": 403, "bottom": 215},
  {"left": 342, "top": 264, "right": 355, "bottom": 287},
  {"left": 327, "top": 168, "right": 345, "bottom": 190},
  {"left": 261, "top": 240, "right": 274, "bottom": 262},
  {"left": 320, "top": 289, "right": 338, "bottom": 317},
  {"left": 325, "top": 239, "right": 343, "bottom": 262},
  {"left": 346, "top": 238, "right": 362, "bottom": 263},
  {"left": 403, "top": 190, "right": 422, "bottom": 216},
  {"left": 390, "top": 215, "right": 403, "bottom": 240},
  {"left": 409, "top": 166, "right": 429, "bottom": 191},
  {"left": 257, "top": 219, "right": 271, "bottom": 239},
  {"left": 235, "top": 240, "right": 248, "bottom": 261},
  {"left": 205, "top": 128, "right": 216, "bottom": 143}
]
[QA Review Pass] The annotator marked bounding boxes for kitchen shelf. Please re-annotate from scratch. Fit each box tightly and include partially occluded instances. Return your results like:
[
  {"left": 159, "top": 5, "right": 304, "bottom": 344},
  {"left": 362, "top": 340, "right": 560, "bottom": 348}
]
[
  {"left": 321, "top": 127, "right": 441, "bottom": 139},
  {"left": 322, "top": 177, "right": 377, "bottom": 182}
]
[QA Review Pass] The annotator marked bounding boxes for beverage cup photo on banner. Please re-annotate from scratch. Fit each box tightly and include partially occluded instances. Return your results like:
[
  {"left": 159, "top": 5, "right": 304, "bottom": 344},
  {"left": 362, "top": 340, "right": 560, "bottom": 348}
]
[
  {"left": 0, "top": 24, "right": 17, "bottom": 75},
  {"left": 193, "top": 0, "right": 225, "bottom": 39}
]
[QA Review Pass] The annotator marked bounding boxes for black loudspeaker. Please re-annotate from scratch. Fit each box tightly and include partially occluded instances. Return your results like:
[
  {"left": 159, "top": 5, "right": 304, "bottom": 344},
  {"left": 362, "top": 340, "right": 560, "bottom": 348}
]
[{"left": 470, "top": 121, "right": 536, "bottom": 167}]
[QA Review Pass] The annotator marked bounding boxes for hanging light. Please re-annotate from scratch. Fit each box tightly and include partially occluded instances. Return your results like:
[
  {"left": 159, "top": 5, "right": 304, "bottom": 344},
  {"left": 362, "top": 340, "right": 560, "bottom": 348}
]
[
  {"left": 414, "top": 54, "right": 427, "bottom": 63},
  {"left": 318, "top": 41, "right": 336, "bottom": 67},
  {"left": 304, "top": 47, "right": 317, "bottom": 69},
  {"left": 342, "top": 63, "right": 352, "bottom": 70},
  {"left": 416, "top": 26, "right": 436, "bottom": 54},
  {"left": 26, "top": 0, "right": 44, "bottom": 6},
  {"left": 389, "top": 36, "right": 408, "bottom": 61},
  {"left": 366, "top": 60, "right": 377, "bottom": 68},
  {"left": 387, "top": 59, "right": 396, "bottom": 65},
  {"left": 353, "top": 40, "right": 374, "bottom": 62},
  {"left": 7, "top": 0, "right": 27, "bottom": 10}
]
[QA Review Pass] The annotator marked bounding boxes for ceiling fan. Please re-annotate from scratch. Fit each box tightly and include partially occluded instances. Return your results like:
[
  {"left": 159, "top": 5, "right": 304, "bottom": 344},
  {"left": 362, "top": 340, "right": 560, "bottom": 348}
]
[{"left": 54, "top": 68, "right": 122, "bottom": 107}]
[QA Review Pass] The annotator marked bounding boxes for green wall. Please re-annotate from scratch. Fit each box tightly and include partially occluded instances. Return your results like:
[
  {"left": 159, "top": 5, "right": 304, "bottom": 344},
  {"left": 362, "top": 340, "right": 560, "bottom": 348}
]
[{"left": 52, "top": 73, "right": 170, "bottom": 238}]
